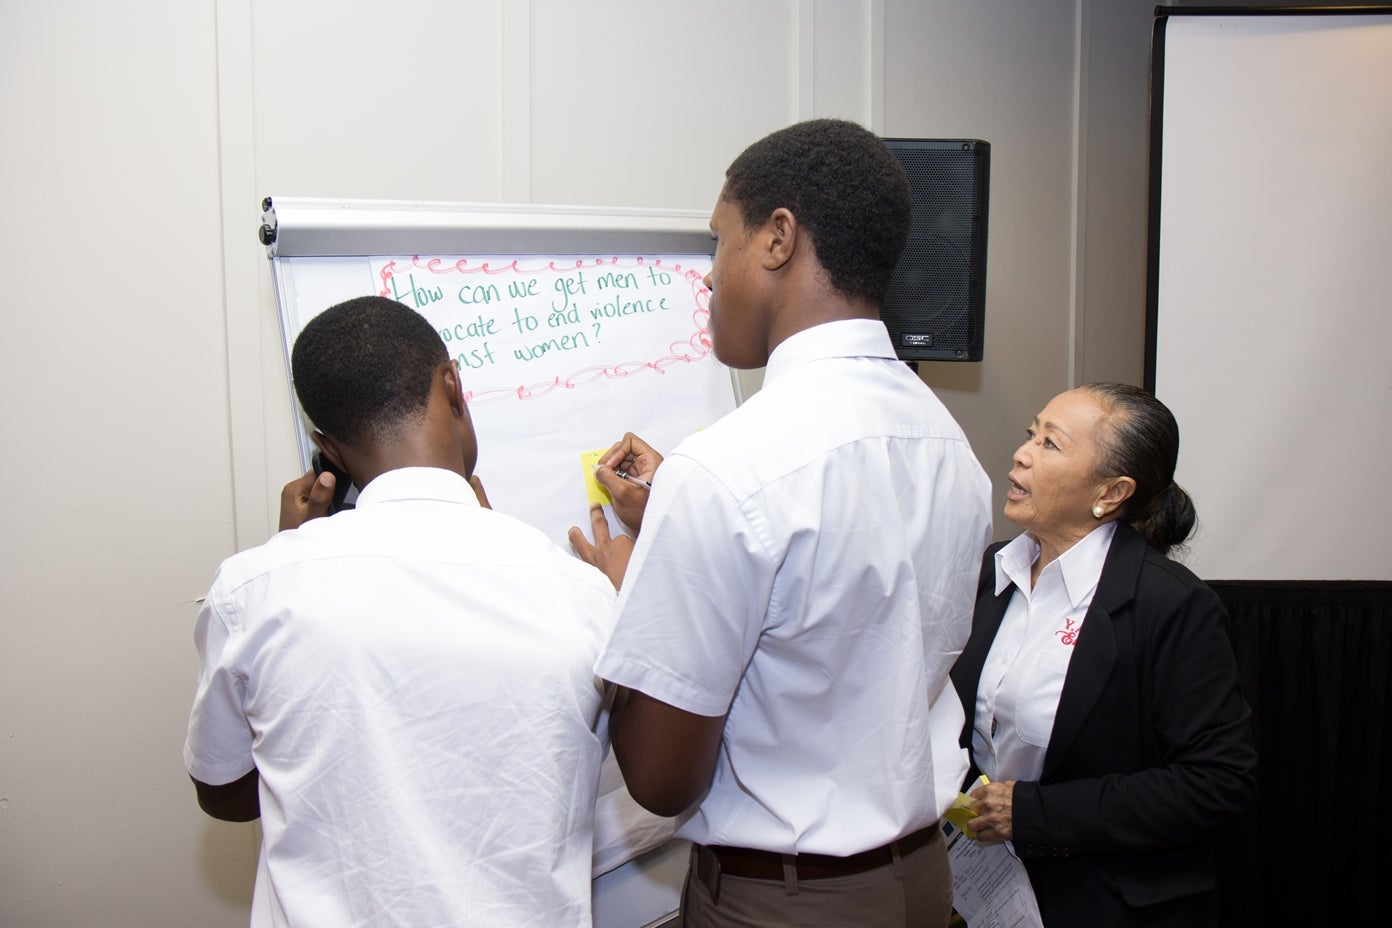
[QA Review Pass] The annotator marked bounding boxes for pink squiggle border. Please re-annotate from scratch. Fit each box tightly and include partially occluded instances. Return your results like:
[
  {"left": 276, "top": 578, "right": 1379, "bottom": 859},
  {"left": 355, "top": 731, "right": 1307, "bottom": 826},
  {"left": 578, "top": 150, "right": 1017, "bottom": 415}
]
[{"left": 378, "top": 256, "right": 712, "bottom": 405}]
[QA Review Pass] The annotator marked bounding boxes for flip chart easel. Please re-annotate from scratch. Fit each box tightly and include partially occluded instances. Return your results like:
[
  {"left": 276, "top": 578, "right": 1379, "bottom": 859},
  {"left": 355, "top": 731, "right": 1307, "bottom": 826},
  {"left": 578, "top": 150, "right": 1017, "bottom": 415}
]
[{"left": 261, "top": 196, "right": 733, "bottom": 927}]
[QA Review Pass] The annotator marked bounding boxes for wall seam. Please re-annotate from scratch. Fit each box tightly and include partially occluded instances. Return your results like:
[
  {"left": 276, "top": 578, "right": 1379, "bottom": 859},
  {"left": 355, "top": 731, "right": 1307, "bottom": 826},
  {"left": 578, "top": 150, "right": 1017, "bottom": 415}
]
[
  {"left": 214, "top": 0, "right": 270, "bottom": 551},
  {"left": 1069, "top": 0, "right": 1090, "bottom": 387},
  {"left": 501, "top": 1, "right": 532, "bottom": 203},
  {"left": 869, "top": 0, "right": 885, "bottom": 132}
]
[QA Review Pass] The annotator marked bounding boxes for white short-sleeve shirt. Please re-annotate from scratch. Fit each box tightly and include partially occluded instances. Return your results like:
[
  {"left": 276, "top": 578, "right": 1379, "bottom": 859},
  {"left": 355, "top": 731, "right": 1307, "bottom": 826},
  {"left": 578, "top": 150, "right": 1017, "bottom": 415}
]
[
  {"left": 595, "top": 319, "right": 993, "bottom": 855},
  {"left": 184, "top": 467, "right": 617, "bottom": 928}
]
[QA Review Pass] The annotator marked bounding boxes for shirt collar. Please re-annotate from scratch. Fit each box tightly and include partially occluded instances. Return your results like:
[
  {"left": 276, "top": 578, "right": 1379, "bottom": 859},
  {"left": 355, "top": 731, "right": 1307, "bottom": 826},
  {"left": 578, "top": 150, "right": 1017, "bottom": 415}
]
[
  {"left": 761, "top": 319, "right": 897, "bottom": 388},
  {"left": 995, "top": 533, "right": 1040, "bottom": 596},
  {"left": 994, "top": 521, "right": 1118, "bottom": 608},
  {"left": 353, "top": 467, "right": 482, "bottom": 509}
]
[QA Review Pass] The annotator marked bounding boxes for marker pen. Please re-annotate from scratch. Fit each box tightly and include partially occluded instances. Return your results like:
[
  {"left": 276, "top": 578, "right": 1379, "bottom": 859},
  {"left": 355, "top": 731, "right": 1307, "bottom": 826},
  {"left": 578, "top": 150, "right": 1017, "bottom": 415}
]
[{"left": 613, "top": 469, "right": 652, "bottom": 491}]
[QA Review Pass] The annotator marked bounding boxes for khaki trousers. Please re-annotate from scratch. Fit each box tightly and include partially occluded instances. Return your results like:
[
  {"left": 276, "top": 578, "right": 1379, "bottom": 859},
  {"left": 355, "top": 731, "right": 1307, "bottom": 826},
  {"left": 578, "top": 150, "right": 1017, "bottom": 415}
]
[{"left": 679, "top": 827, "right": 953, "bottom": 928}]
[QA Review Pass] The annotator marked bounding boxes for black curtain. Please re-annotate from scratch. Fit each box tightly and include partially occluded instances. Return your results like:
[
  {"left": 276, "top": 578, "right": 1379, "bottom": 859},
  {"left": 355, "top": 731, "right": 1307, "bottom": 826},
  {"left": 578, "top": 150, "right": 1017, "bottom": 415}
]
[{"left": 1210, "top": 580, "right": 1392, "bottom": 927}]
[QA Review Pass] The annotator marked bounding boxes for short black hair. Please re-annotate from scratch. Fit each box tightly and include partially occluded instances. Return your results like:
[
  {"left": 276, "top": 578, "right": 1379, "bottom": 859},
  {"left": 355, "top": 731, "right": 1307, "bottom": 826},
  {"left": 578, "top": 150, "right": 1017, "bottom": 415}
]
[
  {"left": 722, "top": 118, "right": 912, "bottom": 306},
  {"left": 290, "top": 295, "right": 447, "bottom": 448}
]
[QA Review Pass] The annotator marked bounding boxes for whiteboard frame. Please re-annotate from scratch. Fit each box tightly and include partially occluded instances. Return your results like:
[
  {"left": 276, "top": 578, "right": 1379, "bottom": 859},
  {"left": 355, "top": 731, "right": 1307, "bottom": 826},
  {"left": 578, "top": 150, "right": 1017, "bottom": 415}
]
[{"left": 261, "top": 195, "right": 716, "bottom": 258}]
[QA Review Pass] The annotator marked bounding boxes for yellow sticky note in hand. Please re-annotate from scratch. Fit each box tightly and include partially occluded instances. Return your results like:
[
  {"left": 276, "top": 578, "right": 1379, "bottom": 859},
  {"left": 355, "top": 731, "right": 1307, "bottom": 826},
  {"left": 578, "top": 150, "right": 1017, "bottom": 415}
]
[
  {"left": 581, "top": 448, "right": 612, "bottom": 506},
  {"left": 944, "top": 794, "right": 980, "bottom": 839},
  {"left": 943, "top": 775, "right": 988, "bottom": 840}
]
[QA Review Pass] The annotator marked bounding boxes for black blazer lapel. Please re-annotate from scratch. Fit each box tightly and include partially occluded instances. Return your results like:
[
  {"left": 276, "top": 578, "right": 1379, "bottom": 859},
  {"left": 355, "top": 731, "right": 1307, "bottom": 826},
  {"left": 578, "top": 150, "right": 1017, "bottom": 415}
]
[
  {"left": 952, "top": 544, "right": 1013, "bottom": 749},
  {"left": 1040, "top": 525, "right": 1146, "bottom": 777},
  {"left": 960, "top": 584, "right": 1012, "bottom": 692}
]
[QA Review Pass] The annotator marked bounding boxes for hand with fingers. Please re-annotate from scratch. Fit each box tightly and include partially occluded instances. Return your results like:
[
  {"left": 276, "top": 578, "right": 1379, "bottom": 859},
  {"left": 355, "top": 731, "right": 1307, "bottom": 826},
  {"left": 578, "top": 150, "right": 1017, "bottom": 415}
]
[
  {"left": 279, "top": 469, "right": 337, "bottom": 532},
  {"left": 569, "top": 504, "right": 634, "bottom": 591},
  {"left": 595, "top": 432, "right": 663, "bottom": 535},
  {"left": 967, "top": 779, "right": 1017, "bottom": 845}
]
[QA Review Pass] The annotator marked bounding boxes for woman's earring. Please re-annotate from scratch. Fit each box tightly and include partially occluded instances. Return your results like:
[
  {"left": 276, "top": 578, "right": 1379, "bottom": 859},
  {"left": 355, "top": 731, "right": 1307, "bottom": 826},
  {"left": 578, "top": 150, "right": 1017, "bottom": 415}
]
[{"left": 1092, "top": 504, "right": 1105, "bottom": 519}]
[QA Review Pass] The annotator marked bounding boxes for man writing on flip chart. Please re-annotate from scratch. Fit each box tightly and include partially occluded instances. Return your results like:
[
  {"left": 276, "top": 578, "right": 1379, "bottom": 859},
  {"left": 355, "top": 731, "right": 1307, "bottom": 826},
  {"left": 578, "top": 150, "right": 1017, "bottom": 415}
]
[{"left": 570, "top": 119, "right": 992, "bottom": 928}]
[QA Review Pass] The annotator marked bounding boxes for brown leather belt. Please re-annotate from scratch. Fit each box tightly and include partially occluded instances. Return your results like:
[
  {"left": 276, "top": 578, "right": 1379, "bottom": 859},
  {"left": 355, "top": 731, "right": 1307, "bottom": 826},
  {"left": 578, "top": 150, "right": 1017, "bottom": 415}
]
[{"left": 699, "top": 821, "right": 940, "bottom": 882}]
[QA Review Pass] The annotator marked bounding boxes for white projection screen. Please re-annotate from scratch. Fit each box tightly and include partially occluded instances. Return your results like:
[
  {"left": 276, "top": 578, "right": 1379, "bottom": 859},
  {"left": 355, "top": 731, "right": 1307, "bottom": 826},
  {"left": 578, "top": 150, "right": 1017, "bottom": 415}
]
[{"left": 1147, "top": 9, "right": 1392, "bottom": 581}]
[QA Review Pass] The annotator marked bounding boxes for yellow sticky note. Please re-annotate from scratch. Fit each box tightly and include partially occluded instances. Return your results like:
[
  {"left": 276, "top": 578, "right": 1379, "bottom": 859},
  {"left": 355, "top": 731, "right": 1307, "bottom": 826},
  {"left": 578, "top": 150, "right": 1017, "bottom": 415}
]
[
  {"left": 581, "top": 448, "right": 612, "bottom": 506},
  {"left": 944, "top": 794, "right": 980, "bottom": 839},
  {"left": 943, "top": 775, "right": 988, "bottom": 839}
]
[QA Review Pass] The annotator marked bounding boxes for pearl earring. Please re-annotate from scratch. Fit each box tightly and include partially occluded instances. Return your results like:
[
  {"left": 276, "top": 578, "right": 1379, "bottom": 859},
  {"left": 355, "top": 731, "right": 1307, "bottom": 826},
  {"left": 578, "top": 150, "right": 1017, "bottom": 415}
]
[{"left": 1092, "top": 505, "right": 1105, "bottom": 519}]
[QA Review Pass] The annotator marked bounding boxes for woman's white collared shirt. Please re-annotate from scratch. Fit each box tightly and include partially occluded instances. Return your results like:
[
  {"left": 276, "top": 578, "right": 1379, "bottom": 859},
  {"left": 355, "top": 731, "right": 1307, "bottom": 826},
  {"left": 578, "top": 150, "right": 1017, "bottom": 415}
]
[{"left": 972, "top": 521, "right": 1118, "bottom": 783}]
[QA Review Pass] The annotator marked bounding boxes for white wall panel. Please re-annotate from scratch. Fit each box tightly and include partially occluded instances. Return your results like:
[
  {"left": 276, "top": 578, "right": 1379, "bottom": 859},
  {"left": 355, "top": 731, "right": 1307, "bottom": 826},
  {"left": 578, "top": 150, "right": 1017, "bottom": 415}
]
[
  {"left": 0, "top": 3, "right": 242, "bottom": 926},
  {"left": 528, "top": 0, "right": 799, "bottom": 211},
  {"left": 250, "top": 0, "right": 506, "bottom": 202}
]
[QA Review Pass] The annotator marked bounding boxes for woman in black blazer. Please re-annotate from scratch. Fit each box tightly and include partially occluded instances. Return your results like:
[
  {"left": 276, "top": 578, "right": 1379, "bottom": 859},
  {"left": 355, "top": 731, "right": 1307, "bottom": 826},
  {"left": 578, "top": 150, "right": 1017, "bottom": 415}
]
[{"left": 951, "top": 383, "right": 1256, "bottom": 928}]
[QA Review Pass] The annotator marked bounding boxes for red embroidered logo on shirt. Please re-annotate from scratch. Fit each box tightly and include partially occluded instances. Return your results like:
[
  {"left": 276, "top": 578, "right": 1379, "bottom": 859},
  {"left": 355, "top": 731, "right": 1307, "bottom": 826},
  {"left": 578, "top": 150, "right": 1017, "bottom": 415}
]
[{"left": 1055, "top": 617, "right": 1081, "bottom": 645}]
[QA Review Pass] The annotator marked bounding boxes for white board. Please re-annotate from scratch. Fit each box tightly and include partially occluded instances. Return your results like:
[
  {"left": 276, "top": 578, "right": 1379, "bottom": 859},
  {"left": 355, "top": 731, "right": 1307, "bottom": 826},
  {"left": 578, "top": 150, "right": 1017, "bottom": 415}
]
[
  {"left": 272, "top": 250, "right": 732, "bottom": 549},
  {"left": 264, "top": 197, "right": 736, "bottom": 550}
]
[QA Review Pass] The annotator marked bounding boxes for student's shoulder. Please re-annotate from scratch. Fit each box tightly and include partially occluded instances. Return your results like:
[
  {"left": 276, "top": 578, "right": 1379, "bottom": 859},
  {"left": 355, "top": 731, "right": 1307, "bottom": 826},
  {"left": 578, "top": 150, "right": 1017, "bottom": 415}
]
[
  {"left": 454, "top": 506, "right": 619, "bottom": 599},
  {"left": 206, "top": 516, "right": 348, "bottom": 595},
  {"left": 662, "top": 399, "right": 755, "bottom": 472}
]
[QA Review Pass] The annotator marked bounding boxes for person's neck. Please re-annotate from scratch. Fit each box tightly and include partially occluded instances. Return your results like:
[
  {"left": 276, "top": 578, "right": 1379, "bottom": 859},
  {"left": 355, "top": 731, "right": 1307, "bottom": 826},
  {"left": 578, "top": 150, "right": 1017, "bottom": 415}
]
[{"left": 341, "top": 438, "right": 469, "bottom": 495}]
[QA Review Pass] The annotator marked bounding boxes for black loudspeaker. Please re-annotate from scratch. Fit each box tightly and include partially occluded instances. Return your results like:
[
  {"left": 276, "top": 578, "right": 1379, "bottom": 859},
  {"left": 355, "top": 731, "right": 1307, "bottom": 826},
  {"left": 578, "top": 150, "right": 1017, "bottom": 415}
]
[{"left": 880, "top": 138, "right": 990, "bottom": 361}]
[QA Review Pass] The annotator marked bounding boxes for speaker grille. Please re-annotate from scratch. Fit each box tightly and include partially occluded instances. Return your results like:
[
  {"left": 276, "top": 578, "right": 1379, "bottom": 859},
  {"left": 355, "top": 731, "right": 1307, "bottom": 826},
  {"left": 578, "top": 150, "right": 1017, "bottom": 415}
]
[{"left": 881, "top": 139, "right": 990, "bottom": 361}]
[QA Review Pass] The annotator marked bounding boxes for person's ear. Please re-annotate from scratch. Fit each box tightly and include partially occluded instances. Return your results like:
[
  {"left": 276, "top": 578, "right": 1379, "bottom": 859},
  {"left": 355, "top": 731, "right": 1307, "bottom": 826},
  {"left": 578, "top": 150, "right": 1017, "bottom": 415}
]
[
  {"left": 763, "top": 207, "right": 797, "bottom": 271},
  {"left": 310, "top": 431, "right": 347, "bottom": 473},
  {"left": 442, "top": 360, "right": 467, "bottom": 419},
  {"left": 1093, "top": 476, "right": 1136, "bottom": 519},
  {"left": 441, "top": 359, "right": 480, "bottom": 477}
]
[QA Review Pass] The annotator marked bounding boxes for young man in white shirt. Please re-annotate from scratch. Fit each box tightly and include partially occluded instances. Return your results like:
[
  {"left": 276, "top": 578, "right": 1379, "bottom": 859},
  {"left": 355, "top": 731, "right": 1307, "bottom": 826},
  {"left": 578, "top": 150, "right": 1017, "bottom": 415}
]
[
  {"left": 185, "top": 296, "right": 616, "bottom": 928},
  {"left": 571, "top": 119, "right": 993, "bottom": 927}
]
